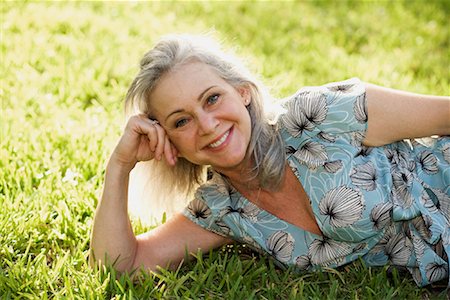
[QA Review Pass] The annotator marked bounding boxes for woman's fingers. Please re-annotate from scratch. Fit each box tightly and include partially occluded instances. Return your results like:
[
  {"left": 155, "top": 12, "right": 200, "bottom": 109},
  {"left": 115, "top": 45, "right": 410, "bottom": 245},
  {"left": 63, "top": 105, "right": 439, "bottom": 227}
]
[
  {"left": 126, "top": 114, "right": 178, "bottom": 165},
  {"left": 143, "top": 119, "right": 158, "bottom": 152},
  {"left": 153, "top": 122, "right": 166, "bottom": 161},
  {"left": 171, "top": 142, "right": 179, "bottom": 160},
  {"left": 163, "top": 135, "right": 175, "bottom": 165}
]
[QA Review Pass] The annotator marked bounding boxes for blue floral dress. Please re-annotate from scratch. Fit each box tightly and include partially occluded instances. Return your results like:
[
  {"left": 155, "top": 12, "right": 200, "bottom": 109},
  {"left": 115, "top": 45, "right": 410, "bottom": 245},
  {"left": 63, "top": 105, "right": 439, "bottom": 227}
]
[{"left": 182, "top": 78, "right": 450, "bottom": 287}]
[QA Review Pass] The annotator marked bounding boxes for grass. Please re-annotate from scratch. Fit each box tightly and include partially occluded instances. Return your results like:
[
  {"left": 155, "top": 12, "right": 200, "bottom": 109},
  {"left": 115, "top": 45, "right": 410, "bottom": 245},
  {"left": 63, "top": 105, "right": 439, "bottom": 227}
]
[{"left": 1, "top": 1, "right": 449, "bottom": 299}]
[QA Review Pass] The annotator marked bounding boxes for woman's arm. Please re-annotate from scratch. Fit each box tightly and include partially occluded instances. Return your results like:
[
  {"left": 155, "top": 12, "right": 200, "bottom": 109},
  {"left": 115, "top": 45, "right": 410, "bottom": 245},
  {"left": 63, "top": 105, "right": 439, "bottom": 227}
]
[
  {"left": 89, "top": 160, "right": 137, "bottom": 271},
  {"left": 89, "top": 159, "right": 230, "bottom": 272},
  {"left": 363, "top": 83, "right": 450, "bottom": 147},
  {"left": 132, "top": 213, "right": 231, "bottom": 272},
  {"left": 89, "top": 115, "right": 231, "bottom": 273}
]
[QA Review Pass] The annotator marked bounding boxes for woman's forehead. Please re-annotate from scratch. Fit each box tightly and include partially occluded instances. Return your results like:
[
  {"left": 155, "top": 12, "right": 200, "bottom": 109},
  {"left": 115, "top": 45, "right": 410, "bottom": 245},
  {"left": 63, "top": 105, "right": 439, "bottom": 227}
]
[
  {"left": 148, "top": 62, "right": 228, "bottom": 117},
  {"left": 151, "top": 63, "right": 229, "bottom": 102}
]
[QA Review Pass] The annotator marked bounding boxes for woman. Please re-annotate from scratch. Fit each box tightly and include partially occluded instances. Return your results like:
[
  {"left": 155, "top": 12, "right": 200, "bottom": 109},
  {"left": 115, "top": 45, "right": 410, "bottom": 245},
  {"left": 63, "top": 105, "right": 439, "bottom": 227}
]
[{"left": 90, "top": 35, "right": 450, "bottom": 287}]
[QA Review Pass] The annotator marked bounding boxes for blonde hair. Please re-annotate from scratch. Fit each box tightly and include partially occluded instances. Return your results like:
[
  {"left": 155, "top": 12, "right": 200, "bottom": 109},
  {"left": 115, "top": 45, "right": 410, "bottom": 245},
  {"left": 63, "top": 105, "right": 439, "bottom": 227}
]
[{"left": 125, "top": 34, "right": 285, "bottom": 222}]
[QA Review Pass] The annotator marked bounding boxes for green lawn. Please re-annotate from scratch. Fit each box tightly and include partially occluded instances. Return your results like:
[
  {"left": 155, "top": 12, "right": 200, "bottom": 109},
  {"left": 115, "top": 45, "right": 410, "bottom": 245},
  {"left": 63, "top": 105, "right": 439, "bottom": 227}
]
[{"left": 1, "top": 1, "right": 449, "bottom": 299}]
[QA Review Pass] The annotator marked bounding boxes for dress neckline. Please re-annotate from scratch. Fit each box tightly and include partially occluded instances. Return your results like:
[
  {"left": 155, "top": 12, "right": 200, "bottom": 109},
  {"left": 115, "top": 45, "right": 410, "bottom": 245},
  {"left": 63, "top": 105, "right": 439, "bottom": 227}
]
[{"left": 227, "top": 157, "right": 324, "bottom": 238}]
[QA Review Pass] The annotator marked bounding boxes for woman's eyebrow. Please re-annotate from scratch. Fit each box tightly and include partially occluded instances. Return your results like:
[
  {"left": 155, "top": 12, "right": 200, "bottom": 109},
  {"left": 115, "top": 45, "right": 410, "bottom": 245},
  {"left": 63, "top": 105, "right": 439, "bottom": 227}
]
[
  {"left": 164, "top": 86, "right": 217, "bottom": 122},
  {"left": 197, "top": 86, "right": 217, "bottom": 102}
]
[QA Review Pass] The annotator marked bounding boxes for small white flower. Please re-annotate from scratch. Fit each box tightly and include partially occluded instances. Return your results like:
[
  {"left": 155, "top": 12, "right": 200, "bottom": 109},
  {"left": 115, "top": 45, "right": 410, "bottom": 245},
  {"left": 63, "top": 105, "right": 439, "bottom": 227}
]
[{"left": 62, "top": 168, "right": 80, "bottom": 186}]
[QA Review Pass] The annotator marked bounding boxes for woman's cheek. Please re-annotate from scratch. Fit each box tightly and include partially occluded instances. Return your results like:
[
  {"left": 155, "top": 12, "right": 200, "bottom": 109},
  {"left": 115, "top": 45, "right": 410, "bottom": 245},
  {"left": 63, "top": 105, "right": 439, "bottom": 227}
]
[{"left": 169, "top": 136, "right": 189, "bottom": 155}]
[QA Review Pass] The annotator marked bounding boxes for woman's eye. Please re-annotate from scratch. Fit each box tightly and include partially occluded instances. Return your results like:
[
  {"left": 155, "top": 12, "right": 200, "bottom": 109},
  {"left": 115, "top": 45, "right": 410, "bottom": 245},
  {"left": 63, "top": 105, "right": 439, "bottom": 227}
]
[
  {"left": 175, "top": 118, "right": 189, "bottom": 128},
  {"left": 207, "top": 94, "right": 219, "bottom": 105}
]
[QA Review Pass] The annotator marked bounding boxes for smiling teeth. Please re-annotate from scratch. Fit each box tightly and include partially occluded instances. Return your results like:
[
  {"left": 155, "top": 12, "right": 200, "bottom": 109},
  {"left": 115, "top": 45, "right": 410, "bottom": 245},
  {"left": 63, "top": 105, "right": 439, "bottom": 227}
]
[{"left": 208, "top": 130, "right": 230, "bottom": 148}]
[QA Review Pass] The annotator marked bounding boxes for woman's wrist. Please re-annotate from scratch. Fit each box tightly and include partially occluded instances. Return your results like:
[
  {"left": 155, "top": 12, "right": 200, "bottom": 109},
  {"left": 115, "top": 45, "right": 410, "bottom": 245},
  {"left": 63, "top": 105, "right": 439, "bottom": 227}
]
[{"left": 107, "top": 153, "right": 136, "bottom": 175}]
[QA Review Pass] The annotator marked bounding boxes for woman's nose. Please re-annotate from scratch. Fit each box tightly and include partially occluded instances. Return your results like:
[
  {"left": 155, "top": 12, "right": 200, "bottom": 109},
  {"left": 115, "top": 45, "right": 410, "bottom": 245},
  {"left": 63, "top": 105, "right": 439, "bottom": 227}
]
[{"left": 197, "top": 112, "right": 219, "bottom": 135}]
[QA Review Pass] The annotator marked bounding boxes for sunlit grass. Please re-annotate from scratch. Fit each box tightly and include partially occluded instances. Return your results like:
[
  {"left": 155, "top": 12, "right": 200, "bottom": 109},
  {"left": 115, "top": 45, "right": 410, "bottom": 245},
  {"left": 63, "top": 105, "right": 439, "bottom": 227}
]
[{"left": 1, "top": 1, "right": 448, "bottom": 298}]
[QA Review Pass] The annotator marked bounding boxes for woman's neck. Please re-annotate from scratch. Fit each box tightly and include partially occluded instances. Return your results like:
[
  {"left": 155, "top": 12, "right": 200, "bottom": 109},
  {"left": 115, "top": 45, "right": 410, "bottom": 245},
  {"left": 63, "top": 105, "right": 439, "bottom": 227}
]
[
  {"left": 212, "top": 155, "right": 260, "bottom": 189},
  {"left": 214, "top": 166, "right": 260, "bottom": 191}
]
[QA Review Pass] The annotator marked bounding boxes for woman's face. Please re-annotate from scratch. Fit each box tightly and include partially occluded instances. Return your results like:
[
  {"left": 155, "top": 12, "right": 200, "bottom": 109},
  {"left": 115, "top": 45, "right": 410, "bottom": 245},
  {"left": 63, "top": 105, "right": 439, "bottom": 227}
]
[{"left": 149, "top": 61, "right": 252, "bottom": 174}]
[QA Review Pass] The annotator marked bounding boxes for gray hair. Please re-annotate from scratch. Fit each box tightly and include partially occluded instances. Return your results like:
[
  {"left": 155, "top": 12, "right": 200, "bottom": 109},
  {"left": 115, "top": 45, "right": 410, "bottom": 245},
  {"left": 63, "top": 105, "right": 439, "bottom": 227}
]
[{"left": 125, "top": 34, "right": 285, "bottom": 199}]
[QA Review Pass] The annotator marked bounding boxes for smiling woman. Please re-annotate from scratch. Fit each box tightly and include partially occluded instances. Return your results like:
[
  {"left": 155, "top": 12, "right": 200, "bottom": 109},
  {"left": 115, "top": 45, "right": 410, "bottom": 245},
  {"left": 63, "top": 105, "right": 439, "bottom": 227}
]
[
  {"left": 122, "top": 35, "right": 287, "bottom": 222},
  {"left": 148, "top": 61, "right": 253, "bottom": 171},
  {"left": 90, "top": 34, "right": 450, "bottom": 287}
]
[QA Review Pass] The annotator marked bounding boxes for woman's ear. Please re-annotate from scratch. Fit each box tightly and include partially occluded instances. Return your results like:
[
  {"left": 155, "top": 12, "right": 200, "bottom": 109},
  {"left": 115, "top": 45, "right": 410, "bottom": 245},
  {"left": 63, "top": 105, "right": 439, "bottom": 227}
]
[{"left": 237, "top": 86, "right": 251, "bottom": 106}]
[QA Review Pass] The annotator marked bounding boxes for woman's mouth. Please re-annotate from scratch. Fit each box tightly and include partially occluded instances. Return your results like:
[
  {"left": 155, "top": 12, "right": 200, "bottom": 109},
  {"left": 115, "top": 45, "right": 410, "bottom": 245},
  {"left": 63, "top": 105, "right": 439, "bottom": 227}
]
[{"left": 208, "top": 128, "right": 231, "bottom": 148}]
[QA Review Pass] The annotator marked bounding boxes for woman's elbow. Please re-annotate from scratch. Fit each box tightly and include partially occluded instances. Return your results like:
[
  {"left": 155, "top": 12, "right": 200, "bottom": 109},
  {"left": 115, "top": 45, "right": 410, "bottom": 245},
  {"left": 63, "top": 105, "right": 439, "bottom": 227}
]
[{"left": 88, "top": 246, "right": 137, "bottom": 274}]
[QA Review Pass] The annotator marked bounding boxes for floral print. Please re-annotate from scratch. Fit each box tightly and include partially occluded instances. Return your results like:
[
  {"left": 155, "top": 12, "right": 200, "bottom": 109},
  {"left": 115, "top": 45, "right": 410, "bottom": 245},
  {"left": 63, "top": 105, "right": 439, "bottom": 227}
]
[
  {"left": 370, "top": 202, "right": 393, "bottom": 230},
  {"left": 323, "top": 160, "right": 343, "bottom": 174},
  {"left": 318, "top": 186, "right": 365, "bottom": 228},
  {"left": 417, "top": 150, "right": 439, "bottom": 175},
  {"left": 294, "top": 141, "right": 328, "bottom": 169},
  {"left": 282, "top": 91, "right": 328, "bottom": 138},
  {"left": 308, "top": 238, "right": 352, "bottom": 266},
  {"left": 187, "top": 198, "right": 211, "bottom": 220},
  {"left": 350, "top": 162, "right": 377, "bottom": 191},
  {"left": 353, "top": 92, "right": 368, "bottom": 123},
  {"left": 183, "top": 78, "right": 450, "bottom": 287},
  {"left": 266, "top": 231, "right": 295, "bottom": 263}
]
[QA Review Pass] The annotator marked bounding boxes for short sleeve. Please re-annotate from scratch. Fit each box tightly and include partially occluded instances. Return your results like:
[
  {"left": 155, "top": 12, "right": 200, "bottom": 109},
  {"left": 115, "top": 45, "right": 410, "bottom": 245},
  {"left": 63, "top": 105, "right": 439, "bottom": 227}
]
[
  {"left": 182, "top": 195, "right": 229, "bottom": 238},
  {"left": 319, "top": 78, "right": 368, "bottom": 135},
  {"left": 280, "top": 78, "right": 368, "bottom": 146}
]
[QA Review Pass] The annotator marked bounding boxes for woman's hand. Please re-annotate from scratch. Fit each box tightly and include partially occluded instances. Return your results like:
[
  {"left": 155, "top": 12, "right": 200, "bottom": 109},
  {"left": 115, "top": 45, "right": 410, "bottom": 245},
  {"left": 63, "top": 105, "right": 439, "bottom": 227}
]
[{"left": 111, "top": 114, "right": 178, "bottom": 171}]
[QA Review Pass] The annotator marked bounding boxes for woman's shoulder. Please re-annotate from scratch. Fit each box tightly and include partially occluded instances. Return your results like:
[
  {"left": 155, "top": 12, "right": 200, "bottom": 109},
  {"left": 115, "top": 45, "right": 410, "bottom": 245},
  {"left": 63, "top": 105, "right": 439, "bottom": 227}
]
[
  {"left": 182, "top": 171, "right": 235, "bottom": 237},
  {"left": 278, "top": 78, "right": 367, "bottom": 134},
  {"left": 187, "top": 170, "right": 235, "bottom": 213},
  {"left": 281, "top": 77, "right": 364, "bottom": 103}
]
